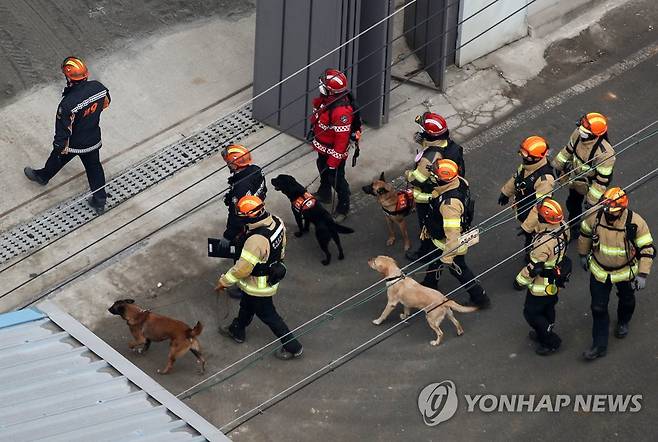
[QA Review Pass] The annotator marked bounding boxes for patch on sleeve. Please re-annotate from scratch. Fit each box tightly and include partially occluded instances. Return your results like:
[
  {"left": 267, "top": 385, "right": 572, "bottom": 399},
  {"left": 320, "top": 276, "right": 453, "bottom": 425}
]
[{"left": 340, "top": 115, "right": 348, "bottom": 123}]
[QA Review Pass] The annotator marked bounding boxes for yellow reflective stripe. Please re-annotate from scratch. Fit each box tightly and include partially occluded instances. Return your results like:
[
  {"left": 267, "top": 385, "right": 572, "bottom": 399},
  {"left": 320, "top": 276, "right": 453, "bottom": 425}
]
[
  {"left": 636, "top": 233, "right": 653, "bottom": 248},
  {"left": 596, "top": 164, "right": 613, "bottom": 176},
  {"left": 240, "top": 249, "right": 262, "bottom": 265},
  {"left": 443, "top": 219, "right": 461, "bottom": 228},
  {"left": 536, "top": 190, "right": 552, "bottom": 198},
  {"left": 411, "top": 169, "right": 427, "bottom": 182},
  {"left": 587, "top": 186, "right": 604, "bottom": 201},
  {"left": 256, "top": 276, "right": 268, "bottom": 289},
  {"left": 580, "top": 221, "right": 592, "bottom": 234},
  {"left": 431, "top": 238, "right": 467, "bottom": 254},
  {"left": 529, "top": 279, "right": 550, "bottom": 295},
  {"left": 574, "top": 158, "right": 593, "bottom": 172},
  {"left": 598, "top": 244, "right": 627, "bottom": 257},
  {"left": 555, "top": 151, "right": 569, "bottom": 164},
  {"left": 413, "top": 188, "right": 432, "bottom": 203},
  {"left": 224, "top": 272, "right": 239, "bottom": 284},
  {"left": 515, "top": 273, "right": 532, "bottom": 286},
  {"left": 589, "top": 260, "right": 638, "bottom": 283},
  {"left": 237, "top": 280, "right": 278, "bottom": 296}
]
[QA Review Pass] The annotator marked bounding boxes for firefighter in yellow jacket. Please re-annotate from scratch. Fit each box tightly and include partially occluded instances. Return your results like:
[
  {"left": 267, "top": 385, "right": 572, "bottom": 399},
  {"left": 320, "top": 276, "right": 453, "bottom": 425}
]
[
  {"left": 499, "top": 136, "right": 555, "bottom": 247},
  {"left": 215, "top": 195, "right": 303, "bottom": 360},
  {"left": 405, "top": 112, "right": 465, "bottom": 262},
  {"left": 552, "top": 112, "right": 615, "bottom": 236},
  {"left": 514, "top": 199, "right": 570, "bottom": 355},
  {"left": 578, "top": 187, "right": 654, "bottom": 360},
  {"left": 420, "top": 159, "right": 490, "bottom": 308}
]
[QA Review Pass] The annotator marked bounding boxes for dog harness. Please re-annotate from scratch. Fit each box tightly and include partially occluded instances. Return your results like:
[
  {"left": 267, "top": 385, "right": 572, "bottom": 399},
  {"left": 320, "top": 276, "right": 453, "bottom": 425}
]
[
  {"left": 292, "top": 192, "right": 317, "bottom": 214},
  {"left": 382, "top": 189, "right": 415, "bottom": 217}
]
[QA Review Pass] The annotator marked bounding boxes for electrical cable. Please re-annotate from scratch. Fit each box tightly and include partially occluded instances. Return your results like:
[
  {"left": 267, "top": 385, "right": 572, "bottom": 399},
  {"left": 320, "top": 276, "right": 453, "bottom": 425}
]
[{"left": 219, "top": 166, "right": 658, "bottom": 432}]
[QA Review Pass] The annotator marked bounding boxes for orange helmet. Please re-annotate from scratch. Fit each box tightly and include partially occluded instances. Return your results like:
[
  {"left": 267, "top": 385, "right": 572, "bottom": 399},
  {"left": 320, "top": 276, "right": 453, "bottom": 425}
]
[
  {"left": 432, "top": 159, "right": 459, "bottom": 182},
  {"left": 236, "top": 195, "right": 265, "bottom": 218},
  {"left": 601, "top": 187, "right": 628, "bottom": 213},
  {"left": 222, "top": 144, "right": 252, "bottom": 168},
  {"left": 519, "top": 136, "right": 549, "bottom": 159},
  {"left": 61, "top": 56, "right": 89, "bottom": 81},
  {"left": 579, "top": 112, "right": 608, "bottom": 137},
  {"left": 537, "top": 198, "right": 564, "bottom": 224}
]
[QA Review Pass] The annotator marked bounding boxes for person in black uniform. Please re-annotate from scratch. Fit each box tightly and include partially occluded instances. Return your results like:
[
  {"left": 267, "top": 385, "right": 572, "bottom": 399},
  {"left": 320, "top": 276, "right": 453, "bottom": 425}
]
[{"left": 24, "top": 57, "right": 111, "bottom": 214}]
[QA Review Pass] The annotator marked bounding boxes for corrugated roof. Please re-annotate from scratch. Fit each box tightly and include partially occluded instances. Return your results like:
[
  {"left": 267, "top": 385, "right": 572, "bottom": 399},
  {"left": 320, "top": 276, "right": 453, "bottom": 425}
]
[{"left": 0, "top": 301, "right": 227, "bottom": 442}]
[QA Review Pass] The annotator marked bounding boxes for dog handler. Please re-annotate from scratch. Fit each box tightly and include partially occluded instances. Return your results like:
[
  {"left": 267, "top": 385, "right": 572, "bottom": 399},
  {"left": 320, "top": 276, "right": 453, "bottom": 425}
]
[
  {"left": 513, "top": 199, "right": 570, "bottom": 355},
  {"left": 215, "top": 195, "right": 303, "bottom": 360}
]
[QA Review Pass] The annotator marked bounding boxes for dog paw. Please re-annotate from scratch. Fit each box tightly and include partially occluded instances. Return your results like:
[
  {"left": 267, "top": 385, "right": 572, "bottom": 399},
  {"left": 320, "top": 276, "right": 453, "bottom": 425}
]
[
  {"left": 372, "top": 319, "right": 383, "bottom": 325},
  {"left": 136, "top": 347, "right": 144, "bottom": 355},
  {"left": 399, "top": 313, "right": 408, "bottom": 320},
  {"left": 157, "top": 369, "right": 169, "bottom": 375},
  {"left": 430, "top": 340, "right": 441, "bottom": 346},
  {"left": 294, "top": 231, "right": 303, "bottom": 238},
  {"left": 338, "top": 253, "right": 345, "bottom": 260},
  {"left": 404, "top": 243, "right": 412, "bottom": 252},
  {"left": 321, "top": 259, "right": 330, "bottom": 266},
  {"left": 386, "top": 237, "right": 395, "bottom": 246},
  {"left": 457, "top": 329, "right": 464, "bottom": 336}
]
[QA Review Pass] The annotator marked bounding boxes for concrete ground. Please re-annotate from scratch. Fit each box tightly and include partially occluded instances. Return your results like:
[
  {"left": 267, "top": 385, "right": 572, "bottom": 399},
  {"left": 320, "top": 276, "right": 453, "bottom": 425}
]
[{"left": 1, "top": 0, "right": 657, "bottom": 441}]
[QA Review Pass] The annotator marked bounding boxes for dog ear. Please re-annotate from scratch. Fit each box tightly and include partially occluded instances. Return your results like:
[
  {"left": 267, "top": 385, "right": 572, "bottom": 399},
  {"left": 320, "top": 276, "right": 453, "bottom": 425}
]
[{"left": 379, "top": 171, "right": 385, "bottom": 182}]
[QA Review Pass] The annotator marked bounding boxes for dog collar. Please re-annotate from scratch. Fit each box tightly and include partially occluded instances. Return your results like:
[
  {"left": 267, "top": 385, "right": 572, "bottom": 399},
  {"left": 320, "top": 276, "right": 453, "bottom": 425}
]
[{"left": 385, "top": 273, "right": 405, "bottom": 286}]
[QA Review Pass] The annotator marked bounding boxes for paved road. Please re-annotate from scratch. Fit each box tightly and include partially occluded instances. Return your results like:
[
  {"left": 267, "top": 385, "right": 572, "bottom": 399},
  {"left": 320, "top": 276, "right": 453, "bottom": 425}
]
[{"left": 188, "top": 38, "right": 658, "bottom": 441}]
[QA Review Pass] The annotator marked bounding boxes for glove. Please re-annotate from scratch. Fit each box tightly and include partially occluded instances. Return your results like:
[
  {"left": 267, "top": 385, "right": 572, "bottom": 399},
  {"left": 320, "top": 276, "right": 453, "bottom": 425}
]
[
  {"left": 633, "top": 273, "right": 648, "bottom": 291},
  {"left": 516, "top": 226, "right": 527, "bottom": 237},
  {"left": 306, "top": 128, "right": 315, "bottom": 142},
  {"left": 498, "top": 193, "right": 509, "bottom": 206},
  {"left": 351, "top": 144, "right": 360, "bottom": 168},
  {"left": 223, "top": 193, "right": 231, "bottom": 207},
  {"left": 214, "top": 278, "right": 228, "bottom": 293},
  {"left": 413, "top": 131, "right": 424, "bottom": 144},
  {"left": 579, "top": 255, "right": 589, "bottom": 271}
]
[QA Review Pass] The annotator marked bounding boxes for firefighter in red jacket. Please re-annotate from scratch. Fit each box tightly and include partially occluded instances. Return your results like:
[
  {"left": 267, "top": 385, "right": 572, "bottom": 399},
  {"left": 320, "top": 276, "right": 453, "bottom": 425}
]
[{"left": 308, "top": 68, "right": 355, "bottom": 223}]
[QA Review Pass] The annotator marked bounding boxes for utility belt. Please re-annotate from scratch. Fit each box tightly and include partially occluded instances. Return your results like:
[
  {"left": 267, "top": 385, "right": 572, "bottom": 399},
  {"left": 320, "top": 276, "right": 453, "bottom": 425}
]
[{"left": 591, "top": 254, "right": 636, "bottom": 272}]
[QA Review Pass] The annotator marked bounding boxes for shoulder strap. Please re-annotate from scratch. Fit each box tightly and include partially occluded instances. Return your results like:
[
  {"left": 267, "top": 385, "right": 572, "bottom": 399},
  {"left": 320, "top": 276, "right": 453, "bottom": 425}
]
[{"left": 587, "top": 137, "right": 605, "bottom": 162}]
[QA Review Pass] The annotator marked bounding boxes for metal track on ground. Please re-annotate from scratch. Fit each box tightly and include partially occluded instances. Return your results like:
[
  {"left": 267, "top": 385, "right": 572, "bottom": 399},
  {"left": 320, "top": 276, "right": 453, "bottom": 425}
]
[{"left": 0, "top": 106, "right": 262, "bottom": 265}]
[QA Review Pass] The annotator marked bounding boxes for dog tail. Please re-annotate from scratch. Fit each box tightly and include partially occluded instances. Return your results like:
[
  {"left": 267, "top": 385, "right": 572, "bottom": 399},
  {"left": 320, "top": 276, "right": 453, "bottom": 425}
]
[
  {"left": 332, "top": 222, "right": 355, "bottom": 234},
  {"left": 445, "top": 300, "right": 478, "bottom": 313},
  {"left": 187, "top": 321, "right": 203, "bottom": 338}
]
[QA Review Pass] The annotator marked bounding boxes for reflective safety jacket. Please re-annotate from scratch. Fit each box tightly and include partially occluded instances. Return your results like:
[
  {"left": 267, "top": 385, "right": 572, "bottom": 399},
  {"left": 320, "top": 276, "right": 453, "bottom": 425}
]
[
  {"left": 405, "top": 138, "right": 465, "bottom": 204},
  {"left": 220, "top": 215, "right": 286, "bottom": 296},
  {"left": 515, "top": 223, "right": 570, "bottom": 296},
  {"left": 501, "top": 157, "right": 555, "bottom": 233},
  {"left": 552, "top": 129, "right": 615, "bottom": 206},
  {"left": 425, "top": 178, "right": 470, "bottom": 264},
  {"left": 54, "top": 80, "right": 111, "bottom": 154},
  {"left": 310, "top": 94, "right": 353, "bottom": 168},
  {"left": 225, "top": 164, "right": 267, "bottom": 215},
  {"left": 578, "top": 209, "right": 654, "bottom": 283}
]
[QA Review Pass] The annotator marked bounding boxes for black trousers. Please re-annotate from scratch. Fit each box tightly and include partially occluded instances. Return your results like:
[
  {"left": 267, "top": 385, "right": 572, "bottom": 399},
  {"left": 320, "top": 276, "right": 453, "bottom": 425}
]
[
  {"left": 590, "top": 274, "right": 636, "bottom": 348},
  {"left": 422, "top": 254, "right": 489, "bottom": 306},
  {"left": 565, "top": 189, "right": 585, "bottom": 225},
  {"left": 523, "top": 293, "right": 561, "bottom": 349},
  {"left": 415, "top": 202, "right": 435, "bottom": 258},
  {"left": 36, "top": 148, "right": 106, "bottom": 204},
  {"left": 316, "top": 153, "right": 350, "bottom": 214},
  {"left": 229, "top": 291, "right": 303, "bottom": 353}
]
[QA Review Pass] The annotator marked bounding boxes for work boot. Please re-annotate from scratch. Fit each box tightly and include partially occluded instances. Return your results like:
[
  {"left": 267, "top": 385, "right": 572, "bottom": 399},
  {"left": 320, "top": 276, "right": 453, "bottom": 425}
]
[
  {"left": 333, "top": 212, "right": 348, "bottom": 223},
  {"left": 535, "top": 344, "right": 558, "bottom": 356},
  {"left": 274, "top": 347, "right": 304, "bottom": 360},
  {"left": 583, "top": 346, "right": 607, "bottom": 361},
  {"left": 218, "top": 325, "right": 244, "bottom": 344},
  {"left": 24, "top": 167, "right": 48, "bottom": 186},
  {"left": 614, "top": 322, "right": 629, "bottom": 339},
  {"left": 87, "top": 197, "right": 106, "bottom": 215}
]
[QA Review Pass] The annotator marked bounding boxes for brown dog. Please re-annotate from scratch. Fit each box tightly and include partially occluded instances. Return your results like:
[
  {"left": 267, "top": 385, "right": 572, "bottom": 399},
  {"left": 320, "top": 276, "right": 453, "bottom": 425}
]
[
  {"left": 108, "top": 299, "right": 206, "bottom": 374},
  {"left": 362, "top": 172, "right": 413, "bottom": 252},
  {"left": 368, "top": 256, "right": 477, "bottom": 346}
]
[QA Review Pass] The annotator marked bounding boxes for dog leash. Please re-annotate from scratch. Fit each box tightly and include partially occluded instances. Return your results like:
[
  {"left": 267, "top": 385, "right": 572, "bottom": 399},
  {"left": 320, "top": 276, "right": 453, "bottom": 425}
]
[{"left": 207, "top": 279, "right": 230, "bottom": 321}]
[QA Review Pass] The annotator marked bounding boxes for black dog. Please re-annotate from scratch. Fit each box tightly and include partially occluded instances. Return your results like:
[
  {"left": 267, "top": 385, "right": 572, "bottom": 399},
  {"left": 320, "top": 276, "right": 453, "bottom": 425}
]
[{"left": 271, "top": 174, "right": 354, "bottom": 265}]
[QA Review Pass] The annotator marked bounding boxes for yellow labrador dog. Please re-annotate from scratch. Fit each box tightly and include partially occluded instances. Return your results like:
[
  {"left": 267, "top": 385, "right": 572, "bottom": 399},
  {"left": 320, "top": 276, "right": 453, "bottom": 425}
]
[{"left": 368, "top": 255, "right": 478, "bottom": 346}]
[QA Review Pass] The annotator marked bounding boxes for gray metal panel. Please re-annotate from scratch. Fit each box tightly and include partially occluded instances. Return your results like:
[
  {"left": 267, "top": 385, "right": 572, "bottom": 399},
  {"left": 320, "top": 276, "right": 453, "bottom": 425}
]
[
  {"left": 0, "top": 302, "right": 228, "bottom": 442},
  {"left": 279, "top": 0, "right": 312, "bottom": 138},
  {"left": 356, "top": 0, "right": 393, "bottom": 127},
  {"left": 252, "top": 0, "right": 284, "bottom": 126}
]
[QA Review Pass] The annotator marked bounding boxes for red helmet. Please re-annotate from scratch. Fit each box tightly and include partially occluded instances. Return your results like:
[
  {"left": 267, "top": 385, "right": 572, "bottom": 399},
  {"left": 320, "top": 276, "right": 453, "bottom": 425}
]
[
  {"left": 62, "top": 56, "right": 89, "bottom": 82},
  {"left": 415, "top": 112, "right": 448, "bottom": 136},
  {"left": 319, "top": 68, "right": 348, "bottom": 95}
]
